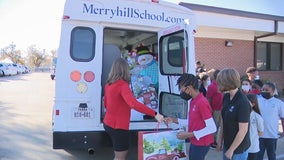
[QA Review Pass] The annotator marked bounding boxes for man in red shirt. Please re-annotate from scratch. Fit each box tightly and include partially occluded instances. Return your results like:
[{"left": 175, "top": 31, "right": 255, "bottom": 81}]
[{"left": 206, "top": 69, "right": 223, "bottom": 148}]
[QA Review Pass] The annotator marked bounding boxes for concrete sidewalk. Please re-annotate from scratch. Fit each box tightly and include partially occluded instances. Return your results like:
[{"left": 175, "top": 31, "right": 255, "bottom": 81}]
[{"left": 205, "top": 133, "right": 284, "bottom": 160}]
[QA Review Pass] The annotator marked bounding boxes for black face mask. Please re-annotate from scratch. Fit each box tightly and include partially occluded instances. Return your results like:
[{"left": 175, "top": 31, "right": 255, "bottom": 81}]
[
  {"left": 261, "top": 92, "right": 272, "bottom": 99},
  {"left": 180, "top": 91, "right": 192, "bottom": 101}
]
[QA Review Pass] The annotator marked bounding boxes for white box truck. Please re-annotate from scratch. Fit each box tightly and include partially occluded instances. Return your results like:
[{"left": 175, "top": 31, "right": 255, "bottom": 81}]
[{"left": 53, "top": 0, "right": 196, "bottom": 153}]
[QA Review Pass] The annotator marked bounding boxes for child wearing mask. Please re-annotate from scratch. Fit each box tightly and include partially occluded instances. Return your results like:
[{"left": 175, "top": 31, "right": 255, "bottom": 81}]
[
  {"left": 241, "top": 79, "right": 252, "bottom": 94},
  {"left": 257, "top": 82, "right": 284, "bottom": 160},
  {"left": 164, "top": 73, "right": 216, "bottom": 160},
  {"left": 199, "top": 72, "right": 211, "bottom": 97}
]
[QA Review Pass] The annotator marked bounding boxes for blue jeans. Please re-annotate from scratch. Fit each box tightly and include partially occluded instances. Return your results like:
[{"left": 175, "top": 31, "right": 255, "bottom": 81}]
[
  {"left": 188, "top": 144, "right": 210, "bottom": 160},
  {"left": 223, "top": 149, "right": 248, "bottom": 160},
  {"left": 257, "top": 138, "right": 277, "bottom": 160}
]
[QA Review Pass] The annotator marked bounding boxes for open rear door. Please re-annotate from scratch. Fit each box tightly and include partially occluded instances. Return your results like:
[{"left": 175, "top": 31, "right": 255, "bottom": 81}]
[{"left": 158, "top": 21, "right": 196, "bottom": 124}]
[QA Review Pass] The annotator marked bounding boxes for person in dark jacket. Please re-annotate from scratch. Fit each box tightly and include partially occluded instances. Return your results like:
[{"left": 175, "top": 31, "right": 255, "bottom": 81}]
[{"left": 216, "top": 68, "right": 251, "bottom": 160}]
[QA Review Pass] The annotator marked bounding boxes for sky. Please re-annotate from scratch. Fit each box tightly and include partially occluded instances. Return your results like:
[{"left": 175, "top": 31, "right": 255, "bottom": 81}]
[
  {"left": 0, "top": 0, "right": 65, "bottom": 53},
  {"left": 0, "top": 0, "right": 283, "bottom": 54}
]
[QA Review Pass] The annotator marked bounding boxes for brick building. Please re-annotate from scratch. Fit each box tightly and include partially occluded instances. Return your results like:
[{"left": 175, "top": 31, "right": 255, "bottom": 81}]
[{"left": 181, "top": 3, "right": 284, "bottom": 93}]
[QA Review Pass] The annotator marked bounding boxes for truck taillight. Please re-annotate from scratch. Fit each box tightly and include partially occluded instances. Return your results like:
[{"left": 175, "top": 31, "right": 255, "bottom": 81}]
[
  {"left": 63, "top": 15, "right": 70, "bottom": 19},
  {"left": 70, "top": 70, "right": 81, "bottom": 82},
  {"left": 77, "top": 82, "right": 88, "bottom": 93},
  {"left": 84, "top": 71, "right": 95, "bottom": 82}
]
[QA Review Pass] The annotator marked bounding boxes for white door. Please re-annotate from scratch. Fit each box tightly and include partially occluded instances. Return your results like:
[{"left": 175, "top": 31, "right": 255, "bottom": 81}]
[{"left": 158, "top": 22, "right": 196, "bottom": 123}]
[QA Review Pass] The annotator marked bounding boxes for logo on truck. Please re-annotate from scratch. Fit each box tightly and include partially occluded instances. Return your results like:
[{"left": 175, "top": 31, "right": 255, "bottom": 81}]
[{"left": 83, "top": 3, "right": 184, "bottom": 24}]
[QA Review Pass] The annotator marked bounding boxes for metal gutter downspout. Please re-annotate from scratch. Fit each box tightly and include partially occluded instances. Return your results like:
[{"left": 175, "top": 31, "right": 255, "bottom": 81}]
[{"left": 253, "top": 20, "right": 278, "bottom": 66}]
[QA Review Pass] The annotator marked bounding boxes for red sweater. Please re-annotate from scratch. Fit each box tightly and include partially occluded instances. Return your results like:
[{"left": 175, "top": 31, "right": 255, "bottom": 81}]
[
  {"left": 103, "top": 79, "right": 156, "bottom": 130},
  {"left": 206, "top": 81, "right": 223, "bottom": 111}
]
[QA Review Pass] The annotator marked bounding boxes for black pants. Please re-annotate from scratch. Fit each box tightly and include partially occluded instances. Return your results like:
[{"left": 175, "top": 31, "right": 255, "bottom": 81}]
[
  {"left": 248, "top": 152, "right": 257, "bottom": 160},
  {"left": 257, "top": 138, "right": 277, "bottom": 160}
]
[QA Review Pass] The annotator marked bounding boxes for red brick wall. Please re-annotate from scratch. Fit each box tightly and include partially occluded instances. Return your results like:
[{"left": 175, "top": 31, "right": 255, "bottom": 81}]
[
  {"left": 260, "top": 71, "right": 284, "bottom": 94},
  {"left": 195, "top": 37, "right": 284, "bottom": 93}
]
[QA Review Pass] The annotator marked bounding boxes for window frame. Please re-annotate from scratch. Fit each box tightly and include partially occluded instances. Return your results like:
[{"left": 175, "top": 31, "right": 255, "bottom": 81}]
[
  {"left": 256, "top": 41, "right": 283, "bottom": 71},
  {"left": 70, "top": 26, "right": 96, "bottom": 62},
  {"left": 159, "top": 30, "right": 188, "bottom": 75},
  {"left": 159, "top": 92, "right": 188, "bottom": 119}
]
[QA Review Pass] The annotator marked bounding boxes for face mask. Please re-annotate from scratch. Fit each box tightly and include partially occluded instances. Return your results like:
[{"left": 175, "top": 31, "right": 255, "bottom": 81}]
[
  {"left": 206, "top": 80, "right": 211, "bottom": 86},
  {"left": 261, "top": 92, "right": 272, "bottom": 99},
  {"left": 180, "top": 91, "right": 192, "bottom": 101},
  {"left": 255, "top": 75, "right": 260, "bottom": 80},
  {"left": 241, "top": 85, "right": 250, "bottom": 92},
  {"left": 252, "top": 89, "right": 260, "bottom": 95}
]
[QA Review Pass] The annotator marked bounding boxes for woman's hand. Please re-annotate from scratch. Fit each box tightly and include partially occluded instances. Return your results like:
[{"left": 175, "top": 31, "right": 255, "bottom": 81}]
[
  {"left": 154, "top": 113, "right": 164, "bottom": 122},
  {"left": 164, "top": 117, "right": 178, "bottom": 125},
  {"left": 225, "top": 149, "right": 234, "bottom": 160}
]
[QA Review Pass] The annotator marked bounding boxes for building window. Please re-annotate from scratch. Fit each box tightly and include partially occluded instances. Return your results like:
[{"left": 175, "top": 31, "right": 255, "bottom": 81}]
[{"left": 256, "top": 42, "right": 282, "bottom": 71}]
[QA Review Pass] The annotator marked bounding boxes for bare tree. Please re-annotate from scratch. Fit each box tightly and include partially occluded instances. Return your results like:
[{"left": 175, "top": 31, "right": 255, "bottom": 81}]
[
  {"left": 27, "top": 45, "right": 47, "bottom": 69},
  {"left": 0, "top": 43, "right": 24, "bottom": 64}
]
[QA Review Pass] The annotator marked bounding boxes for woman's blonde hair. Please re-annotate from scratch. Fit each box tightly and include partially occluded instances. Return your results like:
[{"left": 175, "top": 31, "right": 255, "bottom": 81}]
[
  {"left": 106, "top": 58, "right": 130, "bottom": 84},
  {"left": 216, "top": 68, "right": 240, "bottom": 92}
]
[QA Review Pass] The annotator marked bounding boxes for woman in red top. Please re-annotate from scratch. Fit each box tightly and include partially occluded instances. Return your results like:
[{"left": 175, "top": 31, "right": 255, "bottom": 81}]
[{"left": 103, "top": 58, "right": 164, "bottom": 160}]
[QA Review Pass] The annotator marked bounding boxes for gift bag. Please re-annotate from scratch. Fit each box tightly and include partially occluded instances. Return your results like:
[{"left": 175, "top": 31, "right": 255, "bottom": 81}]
[{"left": 138, "top": 130, "right": 186, "bottom": 160}]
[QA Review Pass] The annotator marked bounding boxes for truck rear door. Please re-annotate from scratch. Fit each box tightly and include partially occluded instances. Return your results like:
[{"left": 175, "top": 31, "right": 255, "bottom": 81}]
[{"left": 158, "top": 21, "right": 196, "bottom": 124}]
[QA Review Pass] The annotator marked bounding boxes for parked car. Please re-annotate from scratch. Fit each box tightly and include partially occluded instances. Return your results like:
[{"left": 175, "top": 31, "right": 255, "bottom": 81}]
[
  {"left": 6, "top": 63, "right": 18, "bottom": 75},
  {"left": 23, "top": 65, "right": 31, "bottom": 73},
  {"left": 0, "top": 63, "right": 17, "bottom": 76},
  {"left": 0, "top": 69, "right": 4, "bottom": 77},
  {"left": 12, "top": 63, "right": 22, "bottom": 74}
]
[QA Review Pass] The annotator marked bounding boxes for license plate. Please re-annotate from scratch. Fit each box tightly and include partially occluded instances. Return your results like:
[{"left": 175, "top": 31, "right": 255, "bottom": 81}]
[{"left": 72, "top": 107, "right": 94, "bottom": 119}]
